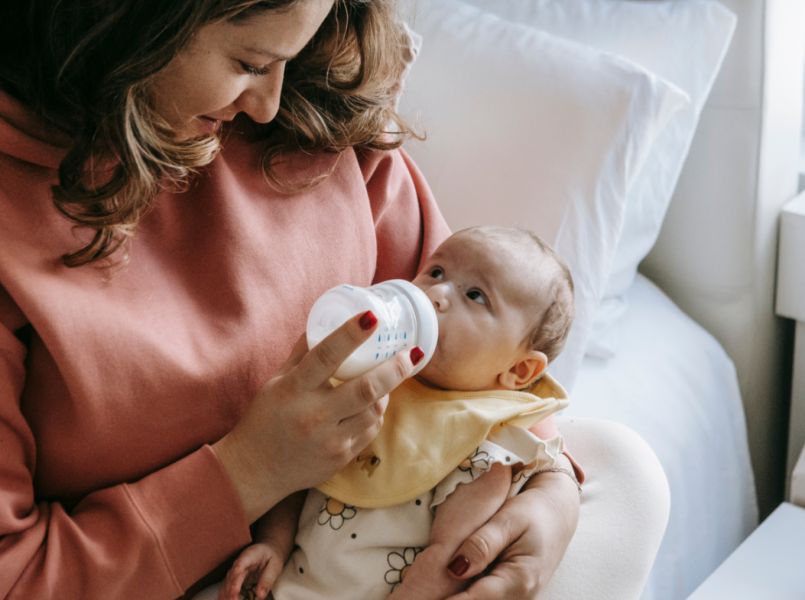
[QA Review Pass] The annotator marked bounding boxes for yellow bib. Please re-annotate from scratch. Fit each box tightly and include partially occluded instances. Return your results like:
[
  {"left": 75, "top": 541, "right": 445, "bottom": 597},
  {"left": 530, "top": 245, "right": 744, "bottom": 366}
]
[{"left": 316, "top": 374, "right": 568, "bottom": 508}]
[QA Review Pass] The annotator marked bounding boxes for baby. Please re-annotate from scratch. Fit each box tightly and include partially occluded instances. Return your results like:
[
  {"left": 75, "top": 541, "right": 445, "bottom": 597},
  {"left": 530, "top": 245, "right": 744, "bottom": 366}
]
[{"left": 218, "top": 225, "right": 575, "bottom": 600}]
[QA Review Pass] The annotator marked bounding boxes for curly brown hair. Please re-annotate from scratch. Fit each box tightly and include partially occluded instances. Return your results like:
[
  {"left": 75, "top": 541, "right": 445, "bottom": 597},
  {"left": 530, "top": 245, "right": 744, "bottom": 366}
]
[{"left": 0, "top": 0, "right": 414, "bottom": 267}]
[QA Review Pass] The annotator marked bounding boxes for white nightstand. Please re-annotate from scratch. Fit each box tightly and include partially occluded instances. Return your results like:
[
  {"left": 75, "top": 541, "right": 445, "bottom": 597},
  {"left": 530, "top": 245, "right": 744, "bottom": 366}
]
[
  {"left": 687, "top": 501, "right": 805, "bottom": 599},
  {"left": 690, "top": 443, "right": 805, "bottom": 597},
  {"left": 775, "top": 190, "right": 805, "bottom": 487}
]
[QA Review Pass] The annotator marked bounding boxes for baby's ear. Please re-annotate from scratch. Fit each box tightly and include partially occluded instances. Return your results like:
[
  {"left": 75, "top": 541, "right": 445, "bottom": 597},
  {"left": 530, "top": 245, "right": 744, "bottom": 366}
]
[{"left": 497, "top": 350, "right": 548, "bottom": 390}]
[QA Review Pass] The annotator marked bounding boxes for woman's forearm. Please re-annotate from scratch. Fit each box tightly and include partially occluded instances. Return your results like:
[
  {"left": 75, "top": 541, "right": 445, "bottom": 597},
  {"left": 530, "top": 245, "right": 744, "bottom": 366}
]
[
  {"left": 0, "top": 445, "right": 251, "bottom": 598},
  {"left": 212, "top": 431, "right": 290, "bottom": 523}
]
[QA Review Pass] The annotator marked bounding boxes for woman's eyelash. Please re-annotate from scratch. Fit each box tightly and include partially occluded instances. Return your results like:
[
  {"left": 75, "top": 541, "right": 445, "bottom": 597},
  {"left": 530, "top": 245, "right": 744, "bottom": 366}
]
[{"left": 239, "top": 61, "right": 270, "bottom": 76}]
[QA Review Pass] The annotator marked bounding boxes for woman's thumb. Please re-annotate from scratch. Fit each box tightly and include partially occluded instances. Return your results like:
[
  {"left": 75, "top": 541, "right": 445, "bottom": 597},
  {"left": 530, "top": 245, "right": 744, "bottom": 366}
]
[{"left": 446, "top": 517, "right": 510, "bottom": 580}]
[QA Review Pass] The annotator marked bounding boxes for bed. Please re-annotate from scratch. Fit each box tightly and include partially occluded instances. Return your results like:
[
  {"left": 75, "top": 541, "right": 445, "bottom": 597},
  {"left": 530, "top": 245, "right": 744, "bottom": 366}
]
[
  {"left": 572, "top": 275, "right": 755, "bottom": 598},
  {"left": 397, "top": 0, "right": 805, "bottom": 597}
]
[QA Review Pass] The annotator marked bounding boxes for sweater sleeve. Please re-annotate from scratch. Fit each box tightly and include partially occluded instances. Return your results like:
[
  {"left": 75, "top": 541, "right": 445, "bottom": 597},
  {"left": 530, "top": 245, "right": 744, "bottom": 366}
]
[
  {"left": 529, "top": 419, "right": 585, "bottom": 484},
  {"left": 0, "top": 289, "right": 251, "bottom": 599},
  {"left": 358, "top": 147, "right": 452, "bottom": 283}
]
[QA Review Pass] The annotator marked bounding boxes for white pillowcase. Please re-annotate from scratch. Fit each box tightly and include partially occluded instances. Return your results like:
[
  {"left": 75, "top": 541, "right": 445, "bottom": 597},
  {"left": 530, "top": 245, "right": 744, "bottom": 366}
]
[
  {"left": 464, "top": 0, "right": 737, "bottom": 358},
  {"left": 398, "top": 0, "right": 686, "bottom": 389}
]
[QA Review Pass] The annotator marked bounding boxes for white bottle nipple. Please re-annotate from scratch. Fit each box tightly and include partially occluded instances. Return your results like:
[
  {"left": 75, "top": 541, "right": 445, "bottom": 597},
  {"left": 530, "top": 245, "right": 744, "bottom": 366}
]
[{"left": 306, "top": 279, "right": 438, "bottom": 380}]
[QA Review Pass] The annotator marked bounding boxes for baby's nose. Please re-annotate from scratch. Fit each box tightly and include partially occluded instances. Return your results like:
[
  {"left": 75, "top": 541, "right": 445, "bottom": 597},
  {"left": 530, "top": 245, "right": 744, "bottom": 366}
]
[{"left": 427, "top": 284, "right": 450, "bottom": 311}]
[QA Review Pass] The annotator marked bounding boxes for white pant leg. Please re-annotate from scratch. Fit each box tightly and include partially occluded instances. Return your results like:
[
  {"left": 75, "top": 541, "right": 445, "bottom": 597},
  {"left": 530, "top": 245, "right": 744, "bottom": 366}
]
[{"left": 542, "top": 417, "right": 670, "bottom": 600}]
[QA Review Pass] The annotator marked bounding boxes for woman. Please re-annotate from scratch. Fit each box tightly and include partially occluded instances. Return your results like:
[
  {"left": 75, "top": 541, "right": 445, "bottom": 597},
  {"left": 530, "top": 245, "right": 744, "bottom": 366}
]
[{"left": 0, "top": 1, "right": 581, "bottom": 598}]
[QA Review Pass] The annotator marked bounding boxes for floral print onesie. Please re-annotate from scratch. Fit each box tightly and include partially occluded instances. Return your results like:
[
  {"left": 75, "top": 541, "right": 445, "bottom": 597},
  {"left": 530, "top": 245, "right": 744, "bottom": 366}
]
[{"left": 270, "top": 376, "right": 568, "bottom": 600}]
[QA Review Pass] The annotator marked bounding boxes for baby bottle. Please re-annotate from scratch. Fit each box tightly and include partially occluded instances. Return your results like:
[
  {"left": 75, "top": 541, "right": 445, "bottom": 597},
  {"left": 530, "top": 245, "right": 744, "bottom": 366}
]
[{"left": 306, "top": 279, "right": 439, "bottom": 380}]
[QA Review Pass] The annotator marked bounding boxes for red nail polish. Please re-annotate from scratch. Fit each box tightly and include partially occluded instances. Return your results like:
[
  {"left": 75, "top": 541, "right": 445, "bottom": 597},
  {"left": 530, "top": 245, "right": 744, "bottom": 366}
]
[
  {"left": 359, "top": 310, "right": 378, "bottom": 330},
  {"left": 448, "top": 555, "right": 470, "bottom": 576},
  {"left": 410, "top": 346, "right": 425, "bottom": 365}
]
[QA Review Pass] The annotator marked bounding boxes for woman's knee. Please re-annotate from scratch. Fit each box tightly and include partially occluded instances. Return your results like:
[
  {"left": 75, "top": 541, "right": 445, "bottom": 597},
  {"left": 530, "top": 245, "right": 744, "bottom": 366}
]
[{"left": 542, "top": 417, "right": 670, "bottom": 600}]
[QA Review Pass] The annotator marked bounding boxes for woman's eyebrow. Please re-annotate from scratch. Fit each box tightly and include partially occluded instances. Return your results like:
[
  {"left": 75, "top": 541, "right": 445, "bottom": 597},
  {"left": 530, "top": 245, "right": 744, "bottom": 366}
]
[{"left": 242, "top": 45, "right": 298, "bottom": 61}]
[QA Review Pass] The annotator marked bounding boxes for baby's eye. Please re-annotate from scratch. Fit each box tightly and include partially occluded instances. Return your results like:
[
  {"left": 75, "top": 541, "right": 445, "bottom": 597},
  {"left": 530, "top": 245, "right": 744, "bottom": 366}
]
[
  {"left": 466, "top": 289, "right": 487, "bottom": 305},
  {"left": 429, "top": 267, "right": 444, "bottom": 280}
]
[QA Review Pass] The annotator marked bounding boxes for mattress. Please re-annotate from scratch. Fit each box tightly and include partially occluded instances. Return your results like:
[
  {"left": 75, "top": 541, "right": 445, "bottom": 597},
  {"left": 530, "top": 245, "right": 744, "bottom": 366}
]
[{"left": 569, "top": 274, "right": 758, "bottom": 600}]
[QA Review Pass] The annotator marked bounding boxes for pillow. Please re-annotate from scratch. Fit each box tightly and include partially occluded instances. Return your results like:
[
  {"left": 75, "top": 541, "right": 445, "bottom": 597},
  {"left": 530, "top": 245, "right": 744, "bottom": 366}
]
[
  {"left": 463, "top": 0, "right": 737, "bottom": 358},
  {"left": 397, "top": 0, "right": 686, "bottom": 389}
]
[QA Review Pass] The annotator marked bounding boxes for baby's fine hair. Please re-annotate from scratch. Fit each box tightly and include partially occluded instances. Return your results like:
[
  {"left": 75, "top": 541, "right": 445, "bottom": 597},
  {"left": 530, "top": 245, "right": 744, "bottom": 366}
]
[{"left": 520, "top": 231, "right": 575, "bottom": 363}]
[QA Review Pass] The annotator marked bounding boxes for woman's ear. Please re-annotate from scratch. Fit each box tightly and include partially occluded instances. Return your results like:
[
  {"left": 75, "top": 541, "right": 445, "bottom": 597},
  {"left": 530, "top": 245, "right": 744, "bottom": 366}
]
[{"left": 497, "top": 350, "right": 548, "bottom": 390}]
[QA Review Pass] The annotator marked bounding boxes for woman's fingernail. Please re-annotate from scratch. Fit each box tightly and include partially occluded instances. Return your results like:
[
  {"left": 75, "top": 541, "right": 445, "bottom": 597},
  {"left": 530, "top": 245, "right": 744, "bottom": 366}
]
[
  {"left": 359, "top": 310, "right": 378, "bottom": 330},
  {"left": 448, "top": 555, "right": 470, "bottom": 576},
  {"left": 410, "top": 346, "right": 425, "bottom": 365}
]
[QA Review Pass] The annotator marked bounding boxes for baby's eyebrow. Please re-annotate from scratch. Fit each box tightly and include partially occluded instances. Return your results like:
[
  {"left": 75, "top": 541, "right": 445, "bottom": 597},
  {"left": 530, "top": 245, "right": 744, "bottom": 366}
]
[{"left": 474, "top": 270, "right": 492, "bottom": 292}]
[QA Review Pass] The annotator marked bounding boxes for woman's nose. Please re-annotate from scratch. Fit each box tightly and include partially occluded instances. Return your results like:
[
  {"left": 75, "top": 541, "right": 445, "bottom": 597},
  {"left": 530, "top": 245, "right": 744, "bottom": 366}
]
[{"left": 237, "top": 63, "right": 285, "bottom": 124}]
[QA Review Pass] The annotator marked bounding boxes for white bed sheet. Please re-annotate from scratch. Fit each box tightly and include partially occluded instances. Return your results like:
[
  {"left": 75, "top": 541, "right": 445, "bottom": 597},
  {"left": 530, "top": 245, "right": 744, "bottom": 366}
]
[{"left": 569, "top": 274, "right": 758, "bottom": 600}]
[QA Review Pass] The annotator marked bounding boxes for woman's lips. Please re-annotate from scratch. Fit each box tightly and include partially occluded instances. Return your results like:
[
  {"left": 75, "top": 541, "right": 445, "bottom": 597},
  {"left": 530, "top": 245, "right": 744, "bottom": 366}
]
[{"left": 195, "top": 116, "right": 223, "bottom": 135}]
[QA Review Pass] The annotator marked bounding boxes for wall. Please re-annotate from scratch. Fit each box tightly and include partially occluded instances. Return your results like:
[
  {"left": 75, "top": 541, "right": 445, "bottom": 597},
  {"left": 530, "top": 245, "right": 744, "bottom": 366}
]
[{"left": 643, "top": 0, "right": 805, "bottom": 517}]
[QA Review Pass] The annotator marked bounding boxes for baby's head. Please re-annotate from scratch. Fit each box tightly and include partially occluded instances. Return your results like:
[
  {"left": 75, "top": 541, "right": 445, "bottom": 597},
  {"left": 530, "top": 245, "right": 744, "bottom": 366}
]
[{"left": 412, "top": 226, "right": 574, "bottom": 392}]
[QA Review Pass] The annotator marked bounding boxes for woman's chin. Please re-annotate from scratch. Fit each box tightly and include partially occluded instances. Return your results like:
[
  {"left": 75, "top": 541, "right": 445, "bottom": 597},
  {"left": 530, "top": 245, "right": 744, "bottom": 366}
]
[{"left": 167, "top": 118, "right": 222, "bottom": 141}]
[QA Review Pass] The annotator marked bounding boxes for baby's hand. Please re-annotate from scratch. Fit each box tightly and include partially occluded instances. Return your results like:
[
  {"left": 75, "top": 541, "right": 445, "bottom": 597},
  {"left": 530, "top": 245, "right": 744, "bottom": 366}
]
[{"left": 218, "top": 542, "right": 285, "bottom": 600}]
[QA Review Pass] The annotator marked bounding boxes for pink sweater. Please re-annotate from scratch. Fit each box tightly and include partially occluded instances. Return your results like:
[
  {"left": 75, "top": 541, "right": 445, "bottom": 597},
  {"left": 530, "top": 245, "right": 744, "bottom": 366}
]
[{"left": 0, "top": 91, "right": 564, "bottom": 599}]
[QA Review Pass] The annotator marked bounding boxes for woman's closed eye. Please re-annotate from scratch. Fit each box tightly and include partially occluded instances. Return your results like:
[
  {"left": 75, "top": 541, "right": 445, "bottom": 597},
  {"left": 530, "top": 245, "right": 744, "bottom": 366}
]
[{"left": 238, "top": 61, "right": 271, "bottom": 76}]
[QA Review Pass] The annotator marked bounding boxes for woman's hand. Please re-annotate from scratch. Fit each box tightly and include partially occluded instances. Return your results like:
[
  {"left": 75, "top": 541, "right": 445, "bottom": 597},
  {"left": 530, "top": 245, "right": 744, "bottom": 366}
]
[
  {"left": 444, "top": 456, "right": 581, "bottom": 599},
  {"left": 213, "top": 311, "right": 421, "bottom": 522}
]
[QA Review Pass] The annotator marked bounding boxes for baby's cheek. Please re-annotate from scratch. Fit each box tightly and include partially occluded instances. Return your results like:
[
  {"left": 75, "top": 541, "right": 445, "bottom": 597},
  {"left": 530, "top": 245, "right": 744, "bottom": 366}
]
[
  {"left": 417, "top": 354, "right": 442, "bottom": 381},
  {"left": 416, "top": 356, "right": 458, "bottom": 390}
]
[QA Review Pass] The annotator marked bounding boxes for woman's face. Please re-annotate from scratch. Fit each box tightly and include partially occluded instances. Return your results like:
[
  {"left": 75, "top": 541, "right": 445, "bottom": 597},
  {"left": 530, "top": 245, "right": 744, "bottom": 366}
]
[{"left": 149, "top": 0, "right": 334, "bottom": 140}]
